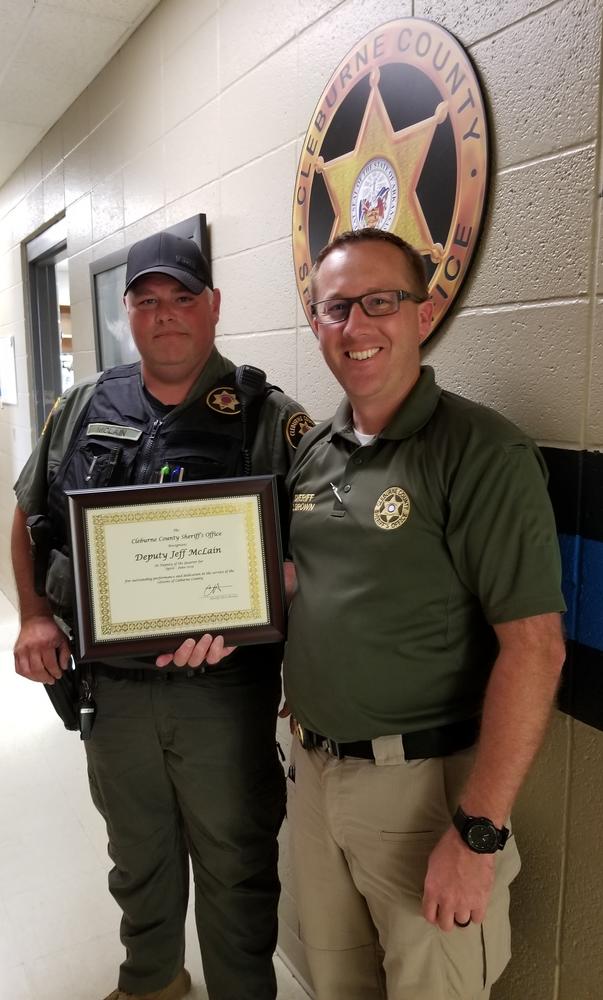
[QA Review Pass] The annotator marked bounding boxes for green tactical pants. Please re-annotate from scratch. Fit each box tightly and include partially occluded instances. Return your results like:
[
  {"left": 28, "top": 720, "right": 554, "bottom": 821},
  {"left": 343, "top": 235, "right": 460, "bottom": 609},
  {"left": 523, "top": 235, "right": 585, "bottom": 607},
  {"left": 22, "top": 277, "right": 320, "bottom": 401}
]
[{"left": 84, "top": 658, "right": 285, "bottom": 1000}]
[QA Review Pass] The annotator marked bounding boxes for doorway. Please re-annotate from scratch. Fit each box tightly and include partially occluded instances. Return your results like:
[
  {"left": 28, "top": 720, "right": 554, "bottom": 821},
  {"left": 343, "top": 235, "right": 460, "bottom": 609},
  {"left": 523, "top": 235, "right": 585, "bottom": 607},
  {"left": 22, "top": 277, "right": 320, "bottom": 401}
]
[{"left": 25, "top": 217, "right": 71, "bottom": 434}]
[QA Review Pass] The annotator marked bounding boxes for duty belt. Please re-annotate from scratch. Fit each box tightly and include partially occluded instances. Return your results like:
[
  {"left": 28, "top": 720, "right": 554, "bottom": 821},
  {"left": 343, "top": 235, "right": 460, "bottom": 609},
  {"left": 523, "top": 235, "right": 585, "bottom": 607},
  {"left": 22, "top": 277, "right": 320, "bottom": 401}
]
[
  {"left": 296, "top": 717, "right": 479, "bottom": 761},
  {"left": 93, "top": 664, "right": 206, "bottom": 681}
]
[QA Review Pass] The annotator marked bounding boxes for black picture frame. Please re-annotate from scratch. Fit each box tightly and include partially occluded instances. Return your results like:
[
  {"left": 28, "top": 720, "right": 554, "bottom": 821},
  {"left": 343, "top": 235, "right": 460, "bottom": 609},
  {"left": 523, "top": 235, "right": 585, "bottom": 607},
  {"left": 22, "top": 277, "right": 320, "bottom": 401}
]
[
  {"left": 66, "top": 476, "right": 286, "bottom": 662},
  {"left": 89, "top": 214, "right": 210, "bottom": 370}
]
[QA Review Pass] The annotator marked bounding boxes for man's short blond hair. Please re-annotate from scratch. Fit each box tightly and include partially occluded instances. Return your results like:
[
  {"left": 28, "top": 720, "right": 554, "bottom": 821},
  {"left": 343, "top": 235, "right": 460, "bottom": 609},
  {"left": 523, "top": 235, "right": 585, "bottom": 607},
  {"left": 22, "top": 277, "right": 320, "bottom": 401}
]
[{"left": 309, "top": 228, "right": 428, "bottom": 301}]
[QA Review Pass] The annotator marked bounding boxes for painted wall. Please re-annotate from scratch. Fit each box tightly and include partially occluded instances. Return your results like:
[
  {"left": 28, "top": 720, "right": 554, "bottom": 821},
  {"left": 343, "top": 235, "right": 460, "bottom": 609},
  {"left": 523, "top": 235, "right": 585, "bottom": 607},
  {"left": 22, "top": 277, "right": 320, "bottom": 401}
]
[{"left": 0, "top": 0, "right": 601, "bottom": 997}]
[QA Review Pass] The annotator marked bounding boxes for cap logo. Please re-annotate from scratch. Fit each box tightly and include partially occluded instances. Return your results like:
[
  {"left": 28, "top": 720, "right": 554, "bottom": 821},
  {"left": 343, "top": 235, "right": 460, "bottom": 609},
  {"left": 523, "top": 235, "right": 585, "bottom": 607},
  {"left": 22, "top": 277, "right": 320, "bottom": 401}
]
[
  {"left": 293, "top": 18, "right": 490, "bottom": 340},
  {"left": 175, "top": 254, "right": 196, "bottom": 269}
]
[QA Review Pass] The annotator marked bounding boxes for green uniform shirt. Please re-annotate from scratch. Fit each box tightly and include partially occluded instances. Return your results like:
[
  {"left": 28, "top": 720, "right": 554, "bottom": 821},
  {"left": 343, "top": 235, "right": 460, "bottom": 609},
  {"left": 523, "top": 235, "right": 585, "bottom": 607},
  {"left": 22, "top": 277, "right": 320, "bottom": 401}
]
[{"left": 284, "top": 366, "right": 566, "bottom": 742}]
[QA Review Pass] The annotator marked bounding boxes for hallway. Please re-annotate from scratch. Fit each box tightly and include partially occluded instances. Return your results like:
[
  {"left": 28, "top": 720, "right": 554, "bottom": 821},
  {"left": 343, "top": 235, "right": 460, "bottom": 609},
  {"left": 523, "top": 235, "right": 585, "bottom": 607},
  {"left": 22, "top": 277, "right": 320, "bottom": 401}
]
[{"left": 0, "top": 590, "right": 306, "bottom": 1000}]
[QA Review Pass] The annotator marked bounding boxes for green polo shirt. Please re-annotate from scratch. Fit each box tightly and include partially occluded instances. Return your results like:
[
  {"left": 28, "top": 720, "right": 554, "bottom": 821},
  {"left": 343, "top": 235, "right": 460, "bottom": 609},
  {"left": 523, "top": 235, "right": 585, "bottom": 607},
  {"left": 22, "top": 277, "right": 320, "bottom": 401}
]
[{"left": 284, "top": 366, "right": 565, "bottom": 742}]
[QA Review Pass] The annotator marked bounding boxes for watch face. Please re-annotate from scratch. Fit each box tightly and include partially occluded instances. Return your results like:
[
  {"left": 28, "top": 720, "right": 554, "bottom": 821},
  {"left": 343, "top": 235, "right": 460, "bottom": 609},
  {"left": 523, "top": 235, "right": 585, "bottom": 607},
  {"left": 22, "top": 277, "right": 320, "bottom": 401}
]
[{"left": 467, "top": 822, "right": 498, "bottom": 853}]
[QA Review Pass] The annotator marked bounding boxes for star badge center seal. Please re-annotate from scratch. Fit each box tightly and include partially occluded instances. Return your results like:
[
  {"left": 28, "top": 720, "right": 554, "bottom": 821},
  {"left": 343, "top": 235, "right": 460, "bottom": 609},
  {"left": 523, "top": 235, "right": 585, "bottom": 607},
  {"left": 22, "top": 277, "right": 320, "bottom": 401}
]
[
  {"left": 374, "top": 487, "right": 411, "bottom": 530},
  {"left": 351, "top": 156, "right": 398, "bottom": 230}
]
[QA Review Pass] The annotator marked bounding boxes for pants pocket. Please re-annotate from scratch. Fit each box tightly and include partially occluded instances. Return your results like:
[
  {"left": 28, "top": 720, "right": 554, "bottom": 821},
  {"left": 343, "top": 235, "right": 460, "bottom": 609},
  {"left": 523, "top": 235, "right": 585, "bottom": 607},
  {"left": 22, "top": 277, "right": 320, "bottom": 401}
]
[
  {"left": 481, "top": 914, "right": 509, "bottom": 991},
  {"left": 481, "top": 835, "right": 521, "bottom": 989}
]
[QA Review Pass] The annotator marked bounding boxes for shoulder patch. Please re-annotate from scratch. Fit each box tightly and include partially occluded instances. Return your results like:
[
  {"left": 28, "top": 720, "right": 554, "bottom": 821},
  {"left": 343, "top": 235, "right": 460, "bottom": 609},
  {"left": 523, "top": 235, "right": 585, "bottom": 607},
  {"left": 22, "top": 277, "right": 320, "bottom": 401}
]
[
  {"left": 41, "top": 395, "right": 62, "bottom": 436},
  {"left": 285, "top": 411, "right": 315, "bottom": 449},
  {"left": 207, "top": 387, "right": 241, "bottom": 415}
]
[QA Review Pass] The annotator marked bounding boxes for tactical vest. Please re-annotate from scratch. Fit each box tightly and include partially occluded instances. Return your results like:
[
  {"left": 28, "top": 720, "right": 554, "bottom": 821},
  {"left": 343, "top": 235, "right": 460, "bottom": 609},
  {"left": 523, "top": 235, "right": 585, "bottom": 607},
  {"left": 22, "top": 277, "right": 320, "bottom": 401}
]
[{"left": 43, "top": 362, "right": 276, "bottom": 623}]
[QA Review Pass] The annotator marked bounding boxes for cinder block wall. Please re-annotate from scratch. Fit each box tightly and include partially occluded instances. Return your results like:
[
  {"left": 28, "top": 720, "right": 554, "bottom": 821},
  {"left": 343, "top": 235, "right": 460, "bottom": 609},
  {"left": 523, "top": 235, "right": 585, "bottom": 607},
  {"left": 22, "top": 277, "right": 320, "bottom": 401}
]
[{"left": 0, "top": 1, "right": 601, "bottom": 997}]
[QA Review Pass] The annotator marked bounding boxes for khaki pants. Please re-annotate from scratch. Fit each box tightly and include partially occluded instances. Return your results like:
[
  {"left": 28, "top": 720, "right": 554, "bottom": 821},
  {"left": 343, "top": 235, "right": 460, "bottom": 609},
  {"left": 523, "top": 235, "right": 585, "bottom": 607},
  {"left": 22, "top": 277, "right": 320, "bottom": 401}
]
[{"left": 288, "top": 738, "right": 521, "bottom": 1000}]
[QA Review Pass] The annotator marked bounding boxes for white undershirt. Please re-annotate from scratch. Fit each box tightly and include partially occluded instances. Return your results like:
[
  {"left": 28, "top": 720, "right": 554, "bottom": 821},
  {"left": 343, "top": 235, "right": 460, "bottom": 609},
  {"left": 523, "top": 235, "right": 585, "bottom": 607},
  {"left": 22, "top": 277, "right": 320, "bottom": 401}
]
[{"left": 353, "top": 427, "right": 377, "bottom": 446}]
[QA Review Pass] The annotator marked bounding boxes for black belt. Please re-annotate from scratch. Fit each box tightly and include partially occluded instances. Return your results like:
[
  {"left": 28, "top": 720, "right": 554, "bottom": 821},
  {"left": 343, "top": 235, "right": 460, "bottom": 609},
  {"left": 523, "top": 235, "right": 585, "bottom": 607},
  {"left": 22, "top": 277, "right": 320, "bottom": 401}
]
[
  {"left": 93, "top": 664, "right": 204, "bottom": 682},
  {"left": 296, "top": 717, "right": 478, "bottom": 761}
]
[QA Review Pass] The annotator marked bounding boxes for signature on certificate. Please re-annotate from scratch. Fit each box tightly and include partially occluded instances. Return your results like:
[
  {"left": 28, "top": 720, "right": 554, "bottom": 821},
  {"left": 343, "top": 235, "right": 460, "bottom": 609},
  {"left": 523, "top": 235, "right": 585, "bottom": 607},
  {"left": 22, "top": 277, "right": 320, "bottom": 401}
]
[{"left": 204, "top": 582, "right": 232, "bottom": 598}]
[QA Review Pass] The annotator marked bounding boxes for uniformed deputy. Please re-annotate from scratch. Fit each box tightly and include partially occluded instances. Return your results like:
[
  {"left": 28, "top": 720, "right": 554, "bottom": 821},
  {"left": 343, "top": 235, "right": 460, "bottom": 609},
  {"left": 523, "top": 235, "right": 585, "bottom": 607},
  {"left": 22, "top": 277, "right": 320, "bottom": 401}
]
[
  {"left": 281, "top": 228, "right": 566, "bottom": 1000},
  {"left": 11, "top": 231, "right": 313, "bottom": 1000}
]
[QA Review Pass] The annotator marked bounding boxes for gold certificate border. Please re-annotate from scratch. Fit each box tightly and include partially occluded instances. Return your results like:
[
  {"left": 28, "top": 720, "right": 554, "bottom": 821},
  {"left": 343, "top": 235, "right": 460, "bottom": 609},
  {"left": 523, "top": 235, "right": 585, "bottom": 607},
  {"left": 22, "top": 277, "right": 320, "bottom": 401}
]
[{"left": 85, "top": 496, "right": 269, "bottom": 642}]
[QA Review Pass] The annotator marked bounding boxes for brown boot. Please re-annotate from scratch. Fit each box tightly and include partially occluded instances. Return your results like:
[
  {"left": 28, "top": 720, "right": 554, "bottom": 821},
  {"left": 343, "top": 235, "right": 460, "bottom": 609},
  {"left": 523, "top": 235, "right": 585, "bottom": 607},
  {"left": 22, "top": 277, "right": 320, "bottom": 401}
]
[{"left": 102, "top": 968, "right": 192, "bottom": 1000}]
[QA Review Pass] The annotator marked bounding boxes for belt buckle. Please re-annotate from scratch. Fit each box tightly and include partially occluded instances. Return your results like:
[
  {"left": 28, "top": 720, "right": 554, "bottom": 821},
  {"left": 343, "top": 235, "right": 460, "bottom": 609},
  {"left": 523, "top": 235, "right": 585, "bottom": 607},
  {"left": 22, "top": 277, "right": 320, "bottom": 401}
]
[{"left": 296, "top": 721, "right": 311, "bottom": 750}]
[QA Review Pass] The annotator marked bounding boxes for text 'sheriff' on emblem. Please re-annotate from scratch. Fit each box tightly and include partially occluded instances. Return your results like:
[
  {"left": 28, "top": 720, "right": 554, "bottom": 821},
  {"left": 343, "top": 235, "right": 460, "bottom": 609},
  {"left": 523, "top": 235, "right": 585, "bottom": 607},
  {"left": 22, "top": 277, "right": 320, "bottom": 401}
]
[
  {"left": 207, "top": 388, "right": 241, "bottom": 414},
  {"left": 292, "top": 18, "right": 489, "bottom": 339},
  {"left": 374, "top": 487, "right": 411, "bottom": 530},
  {"left": 286, "top": 411, "right": 315, "bottom": 449}
]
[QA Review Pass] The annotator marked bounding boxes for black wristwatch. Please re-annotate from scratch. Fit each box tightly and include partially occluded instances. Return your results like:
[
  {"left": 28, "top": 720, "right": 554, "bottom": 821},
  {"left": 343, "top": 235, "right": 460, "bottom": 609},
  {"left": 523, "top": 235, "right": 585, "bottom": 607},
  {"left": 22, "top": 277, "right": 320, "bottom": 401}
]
[{"left": 453, "top": 806, "right": 509, "bottom": 854}]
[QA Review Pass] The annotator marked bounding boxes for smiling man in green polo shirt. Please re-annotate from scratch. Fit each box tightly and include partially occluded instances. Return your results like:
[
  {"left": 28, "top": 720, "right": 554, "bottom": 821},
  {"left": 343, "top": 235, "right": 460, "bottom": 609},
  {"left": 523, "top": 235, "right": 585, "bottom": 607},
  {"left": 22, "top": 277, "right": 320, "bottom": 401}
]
[{"left": 282, "top": 228, "right": 566, "bottom": 1000}]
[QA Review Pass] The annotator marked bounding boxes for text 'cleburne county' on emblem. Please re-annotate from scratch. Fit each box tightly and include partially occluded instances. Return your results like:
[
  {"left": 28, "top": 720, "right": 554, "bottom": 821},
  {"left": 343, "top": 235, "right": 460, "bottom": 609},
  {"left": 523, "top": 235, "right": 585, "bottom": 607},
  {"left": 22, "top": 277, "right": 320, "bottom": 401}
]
[
  {"left": 286, "top": 411, "right": 315, "bottom": 449},
  {"left": 292, "top": 18, "right": 489, "bottom": 340},
  {"left": 374, "top": 487, "right": 411, "bottom": 530}
]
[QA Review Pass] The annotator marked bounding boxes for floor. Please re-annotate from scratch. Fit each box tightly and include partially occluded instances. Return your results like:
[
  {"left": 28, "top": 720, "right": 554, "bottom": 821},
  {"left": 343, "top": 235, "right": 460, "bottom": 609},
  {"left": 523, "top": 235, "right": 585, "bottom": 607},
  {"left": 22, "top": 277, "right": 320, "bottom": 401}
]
[{"left": 0, "top": 589, "right": 308, "bottom": 1000}]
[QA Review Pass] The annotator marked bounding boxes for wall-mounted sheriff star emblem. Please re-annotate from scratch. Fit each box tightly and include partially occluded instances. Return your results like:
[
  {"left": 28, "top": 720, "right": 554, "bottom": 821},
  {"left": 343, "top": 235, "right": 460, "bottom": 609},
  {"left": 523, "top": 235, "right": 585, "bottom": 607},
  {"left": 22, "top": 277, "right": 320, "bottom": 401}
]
[
  {"left": 317, "top": 68, "right": 448, "bottom": 263},
  {"left": 293, "top": 18, "right": 489, "bottom": 337},
  {"left": 207, "top": 388, "right": 241, "bottom": 414}
]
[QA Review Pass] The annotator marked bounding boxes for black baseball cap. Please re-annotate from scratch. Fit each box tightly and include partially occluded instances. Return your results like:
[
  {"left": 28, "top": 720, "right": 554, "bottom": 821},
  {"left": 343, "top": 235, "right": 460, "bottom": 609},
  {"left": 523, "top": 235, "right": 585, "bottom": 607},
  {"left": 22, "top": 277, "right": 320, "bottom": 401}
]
[{"left": 124, "top": 231, "right": 213, "bottom": 294}]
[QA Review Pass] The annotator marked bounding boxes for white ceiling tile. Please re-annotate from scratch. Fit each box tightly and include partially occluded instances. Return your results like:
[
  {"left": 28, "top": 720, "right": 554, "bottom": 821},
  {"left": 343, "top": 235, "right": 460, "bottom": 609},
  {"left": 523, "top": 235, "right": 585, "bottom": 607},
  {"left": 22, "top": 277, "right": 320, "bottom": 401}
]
[
  {"left": 0, "top": 0, "right": 161, "bottom": 188},
  {"left": 15, "top": 7, "right": 128, "bottom": 80},
  {"left": 0, "top": 3, "right": 33, "bottom": 73}
]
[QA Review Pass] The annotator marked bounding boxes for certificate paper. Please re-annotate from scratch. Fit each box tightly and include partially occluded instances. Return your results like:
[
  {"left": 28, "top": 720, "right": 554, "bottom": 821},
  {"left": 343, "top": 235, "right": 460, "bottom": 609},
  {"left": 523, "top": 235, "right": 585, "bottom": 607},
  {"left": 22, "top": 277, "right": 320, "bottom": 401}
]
[{"left": 67, "top": 477, "right": 285, "bottom": 661}]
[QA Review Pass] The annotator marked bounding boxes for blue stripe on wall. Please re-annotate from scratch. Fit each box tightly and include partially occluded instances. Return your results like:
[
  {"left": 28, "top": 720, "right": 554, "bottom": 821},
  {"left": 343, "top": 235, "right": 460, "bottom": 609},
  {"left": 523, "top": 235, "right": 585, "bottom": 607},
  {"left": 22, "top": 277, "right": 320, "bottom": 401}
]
[
  {"left": 541, "top": 448, "right": 603, "bottom": 730},
  {"left": 559, "top": 533, "right": 603, "bottom": 652}
]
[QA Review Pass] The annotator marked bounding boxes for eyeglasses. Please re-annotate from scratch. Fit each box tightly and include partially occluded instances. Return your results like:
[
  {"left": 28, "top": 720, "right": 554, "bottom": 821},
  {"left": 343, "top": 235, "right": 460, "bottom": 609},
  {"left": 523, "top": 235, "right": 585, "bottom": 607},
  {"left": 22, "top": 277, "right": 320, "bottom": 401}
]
[{"left": 311, "top": 289, "right": 428, "bottom": 325}]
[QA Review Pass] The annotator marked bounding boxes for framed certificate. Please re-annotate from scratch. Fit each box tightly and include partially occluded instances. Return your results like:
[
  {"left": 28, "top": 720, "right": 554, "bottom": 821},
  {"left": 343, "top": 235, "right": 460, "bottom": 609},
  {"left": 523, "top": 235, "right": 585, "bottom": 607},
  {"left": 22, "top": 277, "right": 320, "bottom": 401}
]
[{"left": 66, "top": 476, "right": 285, "bottom": 661}]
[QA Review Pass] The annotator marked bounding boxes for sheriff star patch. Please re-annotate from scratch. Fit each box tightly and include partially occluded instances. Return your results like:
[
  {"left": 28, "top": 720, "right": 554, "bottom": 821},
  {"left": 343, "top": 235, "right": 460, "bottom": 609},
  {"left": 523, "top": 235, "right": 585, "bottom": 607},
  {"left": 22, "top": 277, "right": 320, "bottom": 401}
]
[
  {"left": 207, "top": 388, "right": 241, "bottom": 415},
  {"left": 374, "top": 487, "right": 411, "bottom": 530},
  {"left": 285, "top": 411, "right": 315, "bottom": 449}
]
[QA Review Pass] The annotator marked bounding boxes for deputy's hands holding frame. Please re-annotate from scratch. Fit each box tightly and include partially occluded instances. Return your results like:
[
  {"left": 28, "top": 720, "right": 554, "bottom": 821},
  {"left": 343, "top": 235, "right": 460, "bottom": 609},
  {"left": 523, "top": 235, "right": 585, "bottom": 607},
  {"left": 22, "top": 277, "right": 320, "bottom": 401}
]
[
  {"left": 155, "top": 632, "right": 236, "bottom": 669},
  {"left": 157, "top": 558, "right": 302, "bottom": 669}
]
